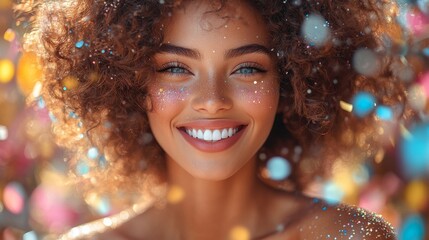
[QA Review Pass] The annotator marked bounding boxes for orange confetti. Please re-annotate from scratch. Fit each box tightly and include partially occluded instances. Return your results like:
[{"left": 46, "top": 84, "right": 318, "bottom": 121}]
[
  {"left": 3, "top": 28, "right": 16, "bottom": 42},
  {"left": 16, "top": 52, "right": 42, "bottom": 95}
]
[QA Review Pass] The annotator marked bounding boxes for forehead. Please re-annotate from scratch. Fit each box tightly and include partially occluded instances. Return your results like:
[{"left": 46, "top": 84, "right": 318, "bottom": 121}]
[{"left": 161, "top": 0, "right": 271, "bottom": 48}]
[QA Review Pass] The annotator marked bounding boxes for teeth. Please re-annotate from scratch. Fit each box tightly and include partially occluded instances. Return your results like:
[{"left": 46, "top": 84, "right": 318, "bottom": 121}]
[
  {"left": 221, "top": 129, "right": 228, "bottom": 139},
  {"left": 184, "top": 127, "right": 240, "bottom": 142}
]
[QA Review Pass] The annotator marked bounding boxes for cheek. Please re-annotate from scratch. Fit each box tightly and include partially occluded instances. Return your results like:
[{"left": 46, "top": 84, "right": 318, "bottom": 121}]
[
  {"left": 148, "top": 84, "right": 190, "bottom": 111},
  {"left": 233, "top": 80, "right": 279, "bottom": 109}
]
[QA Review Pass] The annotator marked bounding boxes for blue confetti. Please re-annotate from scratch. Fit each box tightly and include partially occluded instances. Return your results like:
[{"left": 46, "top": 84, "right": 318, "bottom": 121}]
[
  {"left": 400, "top": 122, "right": 429, "bottom": 179},
  {"left": 352, "top": 91, "right": 376, "bottom": 117},
  {"left": 422, "top": 48, "right": 429, "bottom": 57},
  {"left": 96, "top": 196, "right": 111, "bottom": 215},
  {"left": 322, "top": 181, "right": 344, "bottom": 205},
  {"left": 266, "top": 156, "right": 291, "bottom": 180},
  {"left": 376, "top": 105, "right": 393, "bottom": 121},
  {"left": 76, "top": 160, "right": 90, "bottom": 175},
  {"left": 399, "top": 214, "right": 425, "bottom": 240},
  {"left": 75, "top": 40, "right": 85, "bottom": 48}
]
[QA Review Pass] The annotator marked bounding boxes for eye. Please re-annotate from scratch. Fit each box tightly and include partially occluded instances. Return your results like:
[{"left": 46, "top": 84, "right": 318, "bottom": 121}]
[
  {"left": 232, "top": 63, "right": 267, "bottom": 76},
  {"left": 157, "top": 62, "right": 192, "bottom": 75}
]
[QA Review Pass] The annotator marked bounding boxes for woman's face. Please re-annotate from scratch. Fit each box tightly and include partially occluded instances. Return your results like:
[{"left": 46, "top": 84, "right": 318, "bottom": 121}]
[{"left": 147, "top": 0, "right": 279, "bottom": 180}]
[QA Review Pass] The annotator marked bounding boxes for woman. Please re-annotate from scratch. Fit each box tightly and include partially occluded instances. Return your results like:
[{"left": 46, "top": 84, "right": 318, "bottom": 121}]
[{"left": 19, "top": 0, "right": 407, "bottom": 239}]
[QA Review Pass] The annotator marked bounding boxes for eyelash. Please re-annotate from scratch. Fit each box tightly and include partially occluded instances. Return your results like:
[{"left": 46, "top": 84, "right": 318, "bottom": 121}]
[
  {"left": 157, "top": 62, "right": 192, "bottom": 75},
  {"left": 232, "top": 62, "right": 267, "bottom": 76},
  {"left": 156, "top": 62, "right": 267, "bottom": 77}
]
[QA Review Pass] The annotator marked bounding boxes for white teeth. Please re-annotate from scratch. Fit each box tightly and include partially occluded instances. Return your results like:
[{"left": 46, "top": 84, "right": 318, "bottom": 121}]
[
  {"left": 221, "top": 129, "right": 228, "bottom": 139},
  {"left": 213, "top": 130, "right": 221, "bottom": 141},
  {"left": 184, "top": 127, "right": 240, "bottom": 142},
  {"left": 197, "top": 130, "right": 203, "bottom": 139},
  {"left": 203, "top": 130, "right": 212, "bottom": 141}
]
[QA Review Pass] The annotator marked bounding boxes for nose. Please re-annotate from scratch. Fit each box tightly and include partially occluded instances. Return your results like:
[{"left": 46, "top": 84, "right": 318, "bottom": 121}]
[{"left": 191, "top": 77, "right": 233, "bottom": 114}]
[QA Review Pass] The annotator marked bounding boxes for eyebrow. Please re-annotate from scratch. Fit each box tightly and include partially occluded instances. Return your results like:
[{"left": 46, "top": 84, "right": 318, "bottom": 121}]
[
  {"left": 158, "top": 44, "right": 201, "bottom": 59},
  {"left": 225, "top": 44, "right": 271, "bottom": 59},
  {"left": 157, "top": 43, "right": 271, "bottom": 59}
]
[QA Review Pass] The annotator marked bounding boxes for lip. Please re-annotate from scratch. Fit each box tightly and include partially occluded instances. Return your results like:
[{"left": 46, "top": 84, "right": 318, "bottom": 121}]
[{"left": 176, "top": 120, "right": 247, "bottom": 153}]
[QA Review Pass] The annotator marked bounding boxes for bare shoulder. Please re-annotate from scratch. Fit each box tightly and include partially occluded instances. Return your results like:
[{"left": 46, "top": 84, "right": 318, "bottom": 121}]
[{"left": 277, "top": 201, "right": 397, "bottom": 240}]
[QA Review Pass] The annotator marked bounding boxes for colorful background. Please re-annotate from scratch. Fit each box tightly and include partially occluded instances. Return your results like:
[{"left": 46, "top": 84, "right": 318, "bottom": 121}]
[{"left": 0, "top": 0, "right": 428, "bottom": 239}]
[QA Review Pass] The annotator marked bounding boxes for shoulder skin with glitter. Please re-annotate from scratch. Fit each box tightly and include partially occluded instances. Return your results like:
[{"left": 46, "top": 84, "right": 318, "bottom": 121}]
[{"left": 275, "top": 203, "right": 397, "bottom": 240}]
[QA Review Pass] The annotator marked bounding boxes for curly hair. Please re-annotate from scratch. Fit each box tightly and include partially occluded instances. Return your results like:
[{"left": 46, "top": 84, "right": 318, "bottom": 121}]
[{"left": 17, "top": 0, "right": 409, "bottom": 199}]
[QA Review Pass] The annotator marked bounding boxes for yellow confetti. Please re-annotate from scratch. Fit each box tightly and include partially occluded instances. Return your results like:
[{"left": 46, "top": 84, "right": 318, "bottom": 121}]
[
  {"left": 340, "top": 100, "right": 353, "bottom": 112},
  {"left": 17, "top": 52, "right": 42, "bottom": 95},
  {"left": 3, "top": 28, "right": 16, "bottom": 42},
  {"left": 229, "top": 226, "right": 250, "bottom": 240},
  {"left": 405, "top": 180, "right": 428, "bottom": 211},
  {"left": 167, "top": 185, "right": 185, "bottom": 204},
  {"left": 62, "top": 75, "right": 79, "bottom": 90},
  {"left": 0, "top": 59, "right": 14, "bottom": 83}
]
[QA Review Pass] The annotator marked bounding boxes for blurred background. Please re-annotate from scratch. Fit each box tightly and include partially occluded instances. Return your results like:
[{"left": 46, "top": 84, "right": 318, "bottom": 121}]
[{"left": 0, "top": 0, "right": 428, "bottom": 239}]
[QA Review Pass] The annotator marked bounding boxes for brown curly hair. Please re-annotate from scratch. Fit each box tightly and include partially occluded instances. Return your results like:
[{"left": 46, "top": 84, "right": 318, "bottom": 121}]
[{"left": 17, "top": 0, "right": 409, "bottom": 199}]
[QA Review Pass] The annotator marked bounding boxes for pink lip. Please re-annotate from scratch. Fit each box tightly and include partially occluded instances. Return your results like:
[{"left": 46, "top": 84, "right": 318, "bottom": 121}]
[
  {"left": 176, "top": 120, "right": 247, "bottom": 153},
  {"left": 177, "top": 119, "right": 244, "bottom": 130}
]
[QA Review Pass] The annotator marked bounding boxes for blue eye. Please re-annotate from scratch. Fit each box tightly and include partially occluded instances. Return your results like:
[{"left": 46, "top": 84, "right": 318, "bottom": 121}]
[
  {"left": 157, "top": 62, "right": 191, "bottom": 75},
  {"left": 166, "top": 67, "right": 188, "bottom": 74},
  {"left": 233, "top": 63, "right": 266, "bottom": 76},
  {"left": 236, "top": 67, "right": 258, "bottom": 75}
]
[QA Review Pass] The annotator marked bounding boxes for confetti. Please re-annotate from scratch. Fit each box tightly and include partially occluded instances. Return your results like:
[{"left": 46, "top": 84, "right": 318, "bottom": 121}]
[
  {"left": 3, "top": 182, "right": 26, "bottom": 214},
  {"left": 339, "top": 100, "right": 353, "bottom": 112},
  {"left": 400, "top": 122, "right": 429, "bottom": 179},
  {"left": 87, "top": 147, "right": 99, "bottom": 159},
  {"left": 301, "top": 14, "right": 331, "bottom": 47},
  {"left": 351, "top": 91, "right": 376, "bottom": 118},
  {"left": 0, "top": 125, "right": 8, "bottom": 140},
  {"left": 16, "top": 52, "right": 42, "bottom": 95},
  {"left": 352, "top": 48, "right": 380, "bottom": 76},
  {"left": 399, "top": 214, "right": 425, "bottom": 240},
  {"left": 167, "top": 185, "right": 185, "bottom": 204},
  {"left": 375, "top": 105, "right": 393, "bottom": 121},
  {"left": 0, "top": 59, "right": 15, "bottom": 83},
  {"left": 3, "top": 28, "right": 16, "bottom": 42},
  {"left": 322, "top": 180, "right": 344, "bottom": 205},
  {"left": 266, "top": 156, "right": 291, "bottom": 180},
  {"left": 75, "top": 40, "right": 85, "bottom": 48},
  {"left": 229, "top": 226, "right": 250, "bottom": 240}
]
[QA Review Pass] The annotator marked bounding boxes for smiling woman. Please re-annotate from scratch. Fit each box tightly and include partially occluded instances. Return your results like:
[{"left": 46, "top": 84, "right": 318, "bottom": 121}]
[{"left": 16, "top": 0, "right": 409, "bottom": 239}]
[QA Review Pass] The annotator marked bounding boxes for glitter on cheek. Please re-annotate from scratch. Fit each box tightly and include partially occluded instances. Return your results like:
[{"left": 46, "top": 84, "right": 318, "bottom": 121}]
[
  {"left": 149, "top": 84, "right": 190, "bottom": 111},
  {"left": 234, "top": 80, "right": 278, "bottom": 107}
]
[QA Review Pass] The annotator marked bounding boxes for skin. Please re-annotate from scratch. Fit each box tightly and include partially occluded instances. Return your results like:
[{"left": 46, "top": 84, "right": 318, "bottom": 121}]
[{"left": 96, "top": 1, "right": 397, "bottom": 239}]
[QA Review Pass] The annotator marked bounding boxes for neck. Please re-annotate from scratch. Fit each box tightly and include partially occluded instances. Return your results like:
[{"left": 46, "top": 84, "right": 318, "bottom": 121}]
[{"left": 165, "top": 156, "right": 264, "bottom": 239}]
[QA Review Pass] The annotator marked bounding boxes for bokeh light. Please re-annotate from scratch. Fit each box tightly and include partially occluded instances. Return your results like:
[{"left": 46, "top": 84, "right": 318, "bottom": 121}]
[
  {"left": 229, "top": 226, "right": 250, "bottom": 240},
  {"left": 399, "top": 214, "right": 425, "bottom": 240},
  {"left": 266, "top": 156, "right": 291, "bottom": 181},
  {"left": 0, "top": 59, "right": 14, "bottom": 83},
  {"left": 352, "top": 48, "right": 381, "bottom": 77},
  {"left": 0, "top": 0, "right": 429, "bottom": 239},
  {"left": 301, "top": 13, "right": 331, "bottom": 47},
  {"left": 351, "top": 91, "right": 376, "bottom": 118},
  {"left": 3, "top": 182, "right": 25, "bottom": 214},
  {"left": 16, "top": 52, "right": 42, "bottom": 95},
  {"left": 400, "top": 122, "right": 429, "bottom": 179}
]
